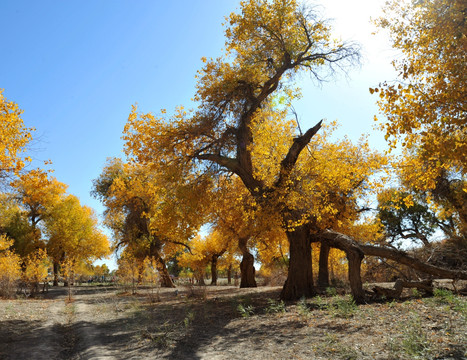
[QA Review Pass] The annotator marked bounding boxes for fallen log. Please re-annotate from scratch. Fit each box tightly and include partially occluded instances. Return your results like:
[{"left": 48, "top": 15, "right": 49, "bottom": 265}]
[
  {"left": 372, "top": 279, "right": 433, "bottom": 299},
  {"left": 322, "top": 230, "right": 467, "bottom": 281},
  {"left": 319, "top": 230, "right": 467, "bottom": 303}
]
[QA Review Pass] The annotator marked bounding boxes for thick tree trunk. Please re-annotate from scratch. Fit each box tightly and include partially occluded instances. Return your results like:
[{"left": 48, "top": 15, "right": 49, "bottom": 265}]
[
  {"left": 238, "top": 237, "right": 256, "bottom": 288},
  {"left": 227, "top": 264, "right": 232, "bottom": 285},
  {"left": 346, "top": 250, "right": 365, "bottom": 304},
  {"left": 280, "top": 225, "right": 314, "bottom": 300},
  {"left": 157, "top": 257, "right": 175, "bottom": 288},
  {"left": 318, "top": 232, "right": 365, "bottom": 303},
  {"left": 53, "top": 262, "right": 59, "bottom": 286},
  {"left": 240, "top": 252, "right": 256, "bottom": 288},
  {"left": 317, "top": 243, "right": 330, "bottom": 289},
  {"left": 211, "top": 255, "right": 218, "bottom": 285}
]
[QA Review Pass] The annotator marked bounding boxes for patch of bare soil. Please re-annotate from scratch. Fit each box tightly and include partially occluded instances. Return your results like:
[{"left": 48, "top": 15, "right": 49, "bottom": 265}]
[
  {"left": 0, "top": 287, "right": 69, "bottom": 360},
  {"left": 1, "top": 283, "right": 466, "bottom": 359}
]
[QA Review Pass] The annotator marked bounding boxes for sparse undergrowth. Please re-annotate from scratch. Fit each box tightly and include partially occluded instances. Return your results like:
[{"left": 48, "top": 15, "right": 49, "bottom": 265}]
[{"left": 0, "top": 284, "right": 466, "bottom": 359}]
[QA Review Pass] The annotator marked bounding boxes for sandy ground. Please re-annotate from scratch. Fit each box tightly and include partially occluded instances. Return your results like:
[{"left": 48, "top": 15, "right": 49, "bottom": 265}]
[{"left": 0, "top": 283, "right": 466, "bottom": 359}]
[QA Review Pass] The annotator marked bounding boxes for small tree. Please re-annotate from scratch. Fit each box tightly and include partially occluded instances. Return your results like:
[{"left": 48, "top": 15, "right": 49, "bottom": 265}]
[
  {"left": 23, "top": 248, "right": 50, "bottom": 296},
  {"left": 0, "top": 235, "right": 21, "bottom": 298}
]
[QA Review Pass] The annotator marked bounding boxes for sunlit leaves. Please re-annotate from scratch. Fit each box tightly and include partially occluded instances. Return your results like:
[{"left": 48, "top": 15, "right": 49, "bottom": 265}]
[
  {"left": 45, "top": 194, "right": 110, "bottom": 265},
  {"left": 374, "top": 0, "right": 466, "bottom": 190},
  {"left": 0, "top": 90, "right": 34, "bottom": 178}
]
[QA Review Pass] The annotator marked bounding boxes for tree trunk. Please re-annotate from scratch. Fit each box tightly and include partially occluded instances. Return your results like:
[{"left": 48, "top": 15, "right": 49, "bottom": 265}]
[
  {"left": 360, "top": 243, "right": 467, "bottom": 280},
  {"left": 157, "top": 257, "right": 175, "bottom": 288},
  {"left": 317, "top": 232, "right": 365, "bottom": 303},
  {"left": 227, "top": 264, "right": 232, "bottom": 285},
  {"left": 240, "top": 252, "right": 256, "bottom": 288},
  {"left": 198, "top": 273, "right": 206, "bottom": 286},
  {"left": 321, "top": 229, "right": 467, "bottom": 280},
  {"left": 346, "top": 249, "right": 365, "bottom": 304},
  {"left": 211, "top": 255, "right": 218, "bottom": 285},
  {"left": 238, "top": 237, "right": 256, "bottom": 288},
  {"left": 317, "top": 242, "right": 330, "bottom": 289},
  {"left": 280, "top": 225, "right": 314, "bottom": 300},
  {"left": 53, "top": 262, "right": 59, "bottom": 286}
]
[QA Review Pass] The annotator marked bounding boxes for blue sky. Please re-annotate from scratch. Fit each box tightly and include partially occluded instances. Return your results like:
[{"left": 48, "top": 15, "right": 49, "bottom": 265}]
[{"left": 1, "top": 0, "right": 396, "bottom": 268}]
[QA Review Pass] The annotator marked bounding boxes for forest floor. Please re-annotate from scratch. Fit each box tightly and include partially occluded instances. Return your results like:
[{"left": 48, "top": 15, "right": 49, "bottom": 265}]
[{"left": 0, "top": 282, "right": 466, "bottom": 360}]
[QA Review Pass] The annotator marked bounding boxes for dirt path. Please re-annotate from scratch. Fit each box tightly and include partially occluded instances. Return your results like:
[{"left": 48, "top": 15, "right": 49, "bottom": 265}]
[
  {"left": 1, "top": 284, "right": 466, "bottom": 359},
  {"left": 68, "top": 289, "right": 121, "bottom": 359},
  {"left": 0, "top": 287, "right": 69, "bottom": 360}
]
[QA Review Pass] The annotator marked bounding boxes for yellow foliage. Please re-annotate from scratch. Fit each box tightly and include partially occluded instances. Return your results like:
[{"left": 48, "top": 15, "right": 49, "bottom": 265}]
[
  {"left": 374, "top": 0, "right": 466, "bottom": 188},
  {"left": 0, "top": 235, "right": 21, "bottom": 297},
  {"left": 0, "top": 89, "right": 34, "bottom": 177},
  {"left": 23, "top": 249, "right": 50, "bottom": 289},
  {"left": 11, "top": 168, "right": 68, "bottom": 228},
  {"left": 46, "top": 195, "right": 110, "bottom": 264}
]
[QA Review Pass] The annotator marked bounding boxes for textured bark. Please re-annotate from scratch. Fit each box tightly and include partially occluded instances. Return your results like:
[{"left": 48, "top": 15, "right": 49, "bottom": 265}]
[
  {"left": 318, "top": 231, "right": 365, "bottom": 303},
  {"left": 322, "top": 229, "right": 467, "bottom": 280},
  {"left": 373, "top": 279, "right": 433, "bottom": 299},
  {"left": 280, "top": 225, "right": 314, "bottom": 300},
  {"left": 53, "top": 262, "right": 59, "bottom": 286},
  {"left": 238, "top": 237, "right": 256, "bottom": 288},
  {"left": 157, "top": 257, "right": 175, "bottom": 288},
  {"left": 317, "top": 243, "right": 330, "bottom": 289},
  {"left": 360, "top": 243, "right": 467, "bottom": 280},
  {"left": 346, "top": 250, "right": 365, "bottom": 304}
]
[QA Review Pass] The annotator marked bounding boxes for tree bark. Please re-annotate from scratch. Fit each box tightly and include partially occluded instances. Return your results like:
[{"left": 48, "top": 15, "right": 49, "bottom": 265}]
[
  {"left": 227, "top": 264, "right": 232, "bottom": 285},
  {"left": 211, "top": 255, "right": 218, "bottom": 285},
  {"left": 280, "top": 225, "right": 314, "bottom": 300},
  {"left": 360, "top": 243, "right": 467, "bottom": 280},
  {"left": 238, "top": 237, "right": 256, "bottom": 288},
  {"left": 157, "top": 257, "right": 175, "bottom": 288},
  {"left": 318, "top": 231, "right": 365, "bottom": 303},
  {"left": 317, "top": 243, "right": 330, "bottom": 289},
  {"left": 53, "top": 262, "right": 59, "bottom": 286},
  {"left": 321, "top": 229, "right": 467, "bottom": 280},
  {"left": 346, "top": 249, "right": 365, "bottom": 304}
]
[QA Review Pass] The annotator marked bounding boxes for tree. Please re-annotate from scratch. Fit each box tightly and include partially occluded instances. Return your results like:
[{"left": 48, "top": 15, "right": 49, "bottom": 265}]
[
  {"left": 374, "top": 0, "right": 466, "bottom": 206},
  {"left": 0, "top": 235, "right": 21, "bottom": 298},
  {"left": 377, "top": 188, "right": 440, "bottom": 247},
  {"left": 0, "top": 193, "right": 38, "bottom": 258},
  {"left": 22, "top": 248, "right": 50, "bottom": 296},
  {"left": 123, "top": 0, "right": 360, "bottom": 300},
  {"left": 207, "top": 176, "right": 264, "bottom": 288},
  {"left": 45, "top": 194, "right": 110, "bottom": 285},
  {"left": 93, "top": 158, "right": 211, "bottom": 287},
  {"left": 0, "top": 89, "right": 34, "bottom": 182},
  {"left": 11, "top": 169, "right": 67, "bottom": 230}
]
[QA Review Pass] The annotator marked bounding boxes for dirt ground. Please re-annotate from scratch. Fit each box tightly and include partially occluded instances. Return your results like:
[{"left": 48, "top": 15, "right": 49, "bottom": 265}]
[{"left": 0, "top": 283, "right": 466, "bottom": 360}]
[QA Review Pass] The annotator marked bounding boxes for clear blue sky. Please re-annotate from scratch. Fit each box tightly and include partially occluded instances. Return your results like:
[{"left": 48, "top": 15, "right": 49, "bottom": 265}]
[{"left": 1, "top": 0, "right": 396, "bottom": 269}]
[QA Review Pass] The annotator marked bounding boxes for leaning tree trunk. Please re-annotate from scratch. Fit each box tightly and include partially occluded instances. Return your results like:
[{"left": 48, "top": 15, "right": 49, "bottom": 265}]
[
  {"left": 317, "top": 242, "right": 330, "bottom": 289},
  {"left": 211, "top": 255, "right": 219, "bottom": 285},
  {"left": 280, "top": 224, "right": 314, "bottom": 300},
  {"left": 238, "top": 237, "right": 256, "bottom": 288},
  {"left": 360, "top": 243, "right": 467, "bottom": 280},
  {"left": 321, "top": 229, "right": 467, "bottom": 285},
  {"left": 156, "top": 257, "right": 175, "bottom": 288}
]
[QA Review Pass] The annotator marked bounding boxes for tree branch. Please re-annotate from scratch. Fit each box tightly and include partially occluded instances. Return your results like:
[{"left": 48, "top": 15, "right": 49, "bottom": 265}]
[{"left": 275, "top": 120, "right": 323, "bottom": 188}]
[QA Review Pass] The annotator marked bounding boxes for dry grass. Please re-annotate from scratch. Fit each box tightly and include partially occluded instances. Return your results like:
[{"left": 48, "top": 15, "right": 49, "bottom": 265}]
[{"left": 0, "top": 283, "right": 466, "bottom": 359}]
